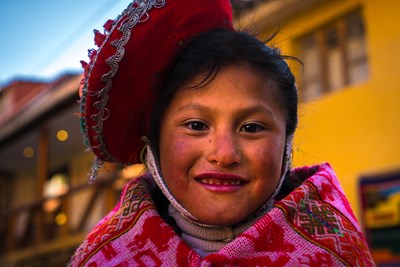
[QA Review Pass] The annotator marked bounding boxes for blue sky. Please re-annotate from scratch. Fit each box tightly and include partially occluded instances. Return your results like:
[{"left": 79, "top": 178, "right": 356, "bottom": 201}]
[{"left": 0, "top": 0, "right": 132, "bottom": 86}]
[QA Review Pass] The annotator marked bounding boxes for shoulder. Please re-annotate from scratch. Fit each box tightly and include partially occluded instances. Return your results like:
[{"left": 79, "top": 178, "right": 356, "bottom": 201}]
[
  {"left": 272, "top": 163, "right": 374, "bottom": 266},
  {"left": 289, "top": 162, "right": 334, "bottom": 184},
  {"left": 70, "top": 173, "right": 158, "bottom": 266},
  {"left": 280, "top": 163, "right": 359, "bottom": 227}
]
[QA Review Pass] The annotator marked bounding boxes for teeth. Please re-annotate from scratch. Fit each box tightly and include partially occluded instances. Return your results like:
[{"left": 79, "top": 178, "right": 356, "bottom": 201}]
[{"left": 199, "top": 178, "right": 242, "bottom": 186}]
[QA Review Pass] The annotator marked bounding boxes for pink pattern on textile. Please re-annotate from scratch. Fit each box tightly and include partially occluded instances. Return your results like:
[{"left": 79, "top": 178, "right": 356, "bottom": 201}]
[
  {"left": 307, "top": 163, "right": 362, "bottom": 232},
  {"left": 299, "top": 252, "right": 334, "bottom": 266},
  {"left": 275, "top": 163, "right": 373, "bottom": 267},
  {"left": 70, "top": 164, "right": 374, "bottom": 267},
  {"left": 203, "top": 219, "right": 295, "bottom": 266},
  {"left": 70, "top": 175, "right": 156, "bottom": 267}
]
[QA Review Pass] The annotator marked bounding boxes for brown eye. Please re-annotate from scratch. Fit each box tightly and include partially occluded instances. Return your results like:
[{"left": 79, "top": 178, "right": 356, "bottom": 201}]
[
  {"left": 185, "top": 121, "right": 208, "bottom": 131},
  {"left": 241, "top": 123, "right": 265, "bottom": 133}
]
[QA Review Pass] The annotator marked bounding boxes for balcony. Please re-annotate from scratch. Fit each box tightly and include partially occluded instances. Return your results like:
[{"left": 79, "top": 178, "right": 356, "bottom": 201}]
[{"left": 0, "top": 171, "right": 121, "bottom": 267}]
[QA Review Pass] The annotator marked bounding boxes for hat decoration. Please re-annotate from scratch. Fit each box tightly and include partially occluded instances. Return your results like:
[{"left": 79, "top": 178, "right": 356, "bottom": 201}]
[{"left": 79, "top": 0, "right": 233, "bottom": 181}]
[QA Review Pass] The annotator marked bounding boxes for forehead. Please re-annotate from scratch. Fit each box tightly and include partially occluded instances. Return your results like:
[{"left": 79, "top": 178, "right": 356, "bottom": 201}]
[
  {"left": 165, "top": 63, "right": 286, "bottom": 120},
  {"left": 175, "top": 63, "right": 282, "bottom": 105}
]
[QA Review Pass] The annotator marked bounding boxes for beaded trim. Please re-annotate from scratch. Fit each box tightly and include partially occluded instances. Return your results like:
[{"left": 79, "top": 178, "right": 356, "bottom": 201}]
[
  {"left": 272, "top": 134, "right": 293, "bottom": 202},
  {"left": 144, "top": 134, "right": 294, "bottom": 227},
  {"left": 80, "top": 0, "right": 167, "bottom": 182}
]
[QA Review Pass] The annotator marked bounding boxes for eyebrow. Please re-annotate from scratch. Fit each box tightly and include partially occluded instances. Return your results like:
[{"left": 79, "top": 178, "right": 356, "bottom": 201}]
[
  {"left": 177, "top": 103, "right": 207, "bottom": 113},
  {"left": 177, "top": 103, "right": 275, "bottom": 118},
  {"left": 237, "top": 106, "right": 275, "bottom": 118}
]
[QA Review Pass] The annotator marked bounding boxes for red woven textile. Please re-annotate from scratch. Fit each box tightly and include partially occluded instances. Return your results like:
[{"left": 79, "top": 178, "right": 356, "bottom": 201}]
[{"left": 70, "top": 163, "right": 374, "bottom": 267}]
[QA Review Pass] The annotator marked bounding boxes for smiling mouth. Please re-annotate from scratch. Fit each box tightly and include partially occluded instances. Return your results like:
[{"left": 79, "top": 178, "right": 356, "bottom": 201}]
[{"left": 197, "top": 178, "right": 244, "bottom": 186}]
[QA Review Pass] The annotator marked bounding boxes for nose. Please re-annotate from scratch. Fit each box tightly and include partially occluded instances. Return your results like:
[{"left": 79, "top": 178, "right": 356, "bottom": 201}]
[{"left": 205, "top": 129, "right": 242, "bottom": 168}]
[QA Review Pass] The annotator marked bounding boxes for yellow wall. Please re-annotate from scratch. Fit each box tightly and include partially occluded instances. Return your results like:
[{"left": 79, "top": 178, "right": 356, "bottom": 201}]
[{"left": 270, "top": 0, "right": 400, "bottom": 222}]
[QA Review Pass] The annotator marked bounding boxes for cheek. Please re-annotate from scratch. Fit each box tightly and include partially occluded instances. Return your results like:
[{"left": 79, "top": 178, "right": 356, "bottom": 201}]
[
  {"left": 160, "top": 134, "right": 197, "bottom": 185},
  {"left": 166, "top": 138, "right": 188, "bottom": 159},
  {"left": 248, "top": 141, "right": 285, "bottom": 207},
  {"left": 250, "top": 138, "right": 285, "bottom": 179},
  {"left": 161, "top": 133, "right": 193, "bottom": 166}
]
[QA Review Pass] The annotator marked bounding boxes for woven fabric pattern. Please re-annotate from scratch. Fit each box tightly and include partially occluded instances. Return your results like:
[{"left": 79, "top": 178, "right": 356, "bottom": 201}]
[{"left": 70, "top": 163, "right": 374, "bottom": 267}]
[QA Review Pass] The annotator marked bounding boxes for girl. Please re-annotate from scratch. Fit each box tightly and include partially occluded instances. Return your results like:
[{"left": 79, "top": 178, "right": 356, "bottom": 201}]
[{"left": 71, "top": 0, "right": 374, "bottom": 266}]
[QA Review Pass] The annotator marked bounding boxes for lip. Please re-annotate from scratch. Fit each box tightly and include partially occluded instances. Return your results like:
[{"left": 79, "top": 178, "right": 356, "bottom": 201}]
[{"left": 194, "top": 172, "right": 248, "bottom": 193}]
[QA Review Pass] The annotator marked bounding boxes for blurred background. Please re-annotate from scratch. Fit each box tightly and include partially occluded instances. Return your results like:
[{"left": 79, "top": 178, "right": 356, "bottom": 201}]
[{"left": 0, "top": 0, "right": 399, "bottom": 266}]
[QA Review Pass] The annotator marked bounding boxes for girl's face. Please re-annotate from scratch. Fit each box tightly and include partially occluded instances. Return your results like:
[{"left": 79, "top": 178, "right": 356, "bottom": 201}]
[{"left": 159, "top": 64, "right": 287, "bottom": 225}]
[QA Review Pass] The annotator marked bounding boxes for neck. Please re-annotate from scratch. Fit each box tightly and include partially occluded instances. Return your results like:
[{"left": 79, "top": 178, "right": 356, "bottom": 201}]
[{"left": 168, "top": 204, "right": 262, "bottom": 257}]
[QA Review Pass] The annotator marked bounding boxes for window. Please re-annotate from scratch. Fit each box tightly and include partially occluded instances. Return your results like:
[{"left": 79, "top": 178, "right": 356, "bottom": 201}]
[{"left": 298, "top": 10, "right": 369, "bottom": 101}]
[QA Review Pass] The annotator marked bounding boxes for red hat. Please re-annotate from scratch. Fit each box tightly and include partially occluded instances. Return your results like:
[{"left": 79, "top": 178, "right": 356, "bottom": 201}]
[{"left": 80, "top": 0, "right": 233, "bottom": 168}]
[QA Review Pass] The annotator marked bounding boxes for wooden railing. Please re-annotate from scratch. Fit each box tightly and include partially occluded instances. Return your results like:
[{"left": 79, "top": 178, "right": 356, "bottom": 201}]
[{"left": 0, "top": 172, "right": 122, "bottom": 266}]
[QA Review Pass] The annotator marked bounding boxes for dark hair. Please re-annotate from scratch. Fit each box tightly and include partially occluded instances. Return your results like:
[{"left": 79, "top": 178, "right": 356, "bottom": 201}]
[{"left": 149, "top": 29, "right": 298, "bottom": 157}]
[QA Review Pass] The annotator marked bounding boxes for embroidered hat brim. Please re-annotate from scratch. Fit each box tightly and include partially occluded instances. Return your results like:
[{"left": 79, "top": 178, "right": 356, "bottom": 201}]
[{"left": 80, "top": 0, "right": 233, "bottom": 165}]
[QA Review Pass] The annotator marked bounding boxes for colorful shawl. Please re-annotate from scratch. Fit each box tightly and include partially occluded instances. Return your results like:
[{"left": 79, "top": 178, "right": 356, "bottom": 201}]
[{"left": 70, "top": 163, "right": 374, "bottom": 266}]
